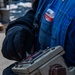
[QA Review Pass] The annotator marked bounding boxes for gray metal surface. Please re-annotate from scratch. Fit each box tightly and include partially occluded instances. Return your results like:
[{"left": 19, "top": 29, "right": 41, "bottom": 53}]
[
  {"left": 12, "top": 46, "right": 64, "bottom": 74},
  {"left": 12, "top": 46, "right": 75, "bottom": 75}
]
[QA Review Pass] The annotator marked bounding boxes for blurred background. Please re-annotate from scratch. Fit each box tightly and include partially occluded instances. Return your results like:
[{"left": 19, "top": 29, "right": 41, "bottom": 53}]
[
  {"left": 0, "top": 0, "right": 34, "bottom": 75},
  {"left": 0, "top": 0, "right": 34, "bottom": 23}
]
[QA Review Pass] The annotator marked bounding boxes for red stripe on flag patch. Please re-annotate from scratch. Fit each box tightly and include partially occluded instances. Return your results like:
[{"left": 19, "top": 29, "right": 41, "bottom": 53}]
[{"left": 44, "top": 13, "right": 53, "bottom": 22}]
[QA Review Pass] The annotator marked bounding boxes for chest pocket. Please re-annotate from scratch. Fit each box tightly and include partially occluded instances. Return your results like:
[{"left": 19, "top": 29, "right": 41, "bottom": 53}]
[
  {"left": 50, "top": 10, "right": 74, "bottom": 48},
  {"left": 39, "top": 4, "right": 58, "bottom": 49}
]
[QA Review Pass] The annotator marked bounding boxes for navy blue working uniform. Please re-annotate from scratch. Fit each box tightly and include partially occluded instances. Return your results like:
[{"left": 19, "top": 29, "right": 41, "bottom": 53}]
[{"left": 1, "top": 0, "right": 75, "bottom": 75}]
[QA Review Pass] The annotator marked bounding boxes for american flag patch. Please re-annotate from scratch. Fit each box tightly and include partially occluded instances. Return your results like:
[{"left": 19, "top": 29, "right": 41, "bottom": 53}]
[{"left": 44, "top": 9, "right": 55, "bottom": 22}]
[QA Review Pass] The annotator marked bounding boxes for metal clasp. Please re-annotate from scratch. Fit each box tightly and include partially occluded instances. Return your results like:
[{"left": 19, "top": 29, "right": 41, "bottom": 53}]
[{"left": 62, "top": 0, "right": 64, "bottom": 1}]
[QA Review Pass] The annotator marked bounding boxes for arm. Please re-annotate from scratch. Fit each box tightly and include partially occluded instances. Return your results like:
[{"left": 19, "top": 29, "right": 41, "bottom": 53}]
[
  {"left": 1, "top": 0, "right": 40, "bottom": 61},
  {"left": 6, "top": 0, "right": 39, "bottom": 33}
]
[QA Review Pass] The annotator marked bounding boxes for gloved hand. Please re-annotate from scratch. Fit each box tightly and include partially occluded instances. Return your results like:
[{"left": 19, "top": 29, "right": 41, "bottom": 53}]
[{"left": 1, "top": 25, "right": 34, "bottom": 61}]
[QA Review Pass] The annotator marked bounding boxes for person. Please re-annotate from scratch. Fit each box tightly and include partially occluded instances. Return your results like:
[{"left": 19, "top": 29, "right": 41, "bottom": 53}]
[
  {"left": 0, "top": 0, "right": 10, "bottom": 23},
  {"left": 0, "top": 0, "right": 8, "bottom": 8},
  {"left": 1, "top": 0, "right": 75, "bottom": 75}
]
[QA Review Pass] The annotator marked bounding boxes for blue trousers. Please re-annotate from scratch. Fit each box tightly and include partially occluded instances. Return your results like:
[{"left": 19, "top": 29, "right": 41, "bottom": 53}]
[{"left": 2, "top": 63, "right": 18, "bottom": 75}]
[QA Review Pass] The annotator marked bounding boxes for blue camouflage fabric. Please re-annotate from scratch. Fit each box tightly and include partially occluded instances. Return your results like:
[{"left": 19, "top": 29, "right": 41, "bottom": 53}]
[
  {"left": 35, "top": 0, "right": 75, "bottom": 66},
  {"left": 2, "top": 0, "right": 75, "bottom": 67}
]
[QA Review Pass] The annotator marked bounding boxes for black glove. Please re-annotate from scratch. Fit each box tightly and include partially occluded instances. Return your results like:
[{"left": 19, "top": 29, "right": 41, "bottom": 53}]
[{"left": 1, "top": 25, "right": 34, "bottom": 61}]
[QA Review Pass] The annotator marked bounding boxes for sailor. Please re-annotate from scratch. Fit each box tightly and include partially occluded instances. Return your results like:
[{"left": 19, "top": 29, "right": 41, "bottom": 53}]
[{"left": 1, "top": 0, "right": 75, "bottom": 75}]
